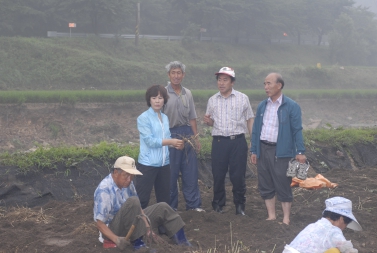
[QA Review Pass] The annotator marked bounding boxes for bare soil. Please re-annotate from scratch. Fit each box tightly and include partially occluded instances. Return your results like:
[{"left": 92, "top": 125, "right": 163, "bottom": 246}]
[{"left": 1, "top": 99, "right": 377, "bottom": 253}]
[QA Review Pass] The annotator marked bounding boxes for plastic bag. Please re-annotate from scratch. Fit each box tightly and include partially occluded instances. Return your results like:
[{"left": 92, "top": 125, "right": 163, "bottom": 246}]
[{"left": 290, "top": 174, "right": 338, "bottom": 189}]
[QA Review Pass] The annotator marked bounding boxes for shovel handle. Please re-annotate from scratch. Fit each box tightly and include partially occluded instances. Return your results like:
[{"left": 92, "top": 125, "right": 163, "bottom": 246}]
[{"left": 125, "top": 225, "right": 136, "bottom": 241}]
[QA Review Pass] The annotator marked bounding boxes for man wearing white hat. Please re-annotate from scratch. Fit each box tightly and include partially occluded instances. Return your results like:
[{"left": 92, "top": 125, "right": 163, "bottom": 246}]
[
  {"left": 283, "top": 196, "right": 361, "bottom": 253},
  {"left": 204, "top": 67, "right": 254, "bottom": 215},
  {"left": 93, "top": 156, "right": 192, "bottom": 251}
]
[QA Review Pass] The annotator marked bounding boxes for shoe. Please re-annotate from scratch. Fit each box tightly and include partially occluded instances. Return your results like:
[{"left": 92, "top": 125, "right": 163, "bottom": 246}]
[
  {"left": 192, "top": 207, "right": 206, "bottom": 212},
  {"left": 296, "top": 161, "right": 310, "bottom": 180},
  {"left": 212, "top": 204, "right": 223, "bottom": 213},
  {"left": 158, "top": 225, "right": 167, "bottom": 235},
  {"left": 287, "top": 158, "right": 299, "bottom": 177},
  {"left": 132, "top": 237, "right": 147, "bottom": 250},
  {"left": 172, "top": 228, "right": 192, "bottom": 247},
  {"left": 235, "top": 204, "right": 245, "bottom": 216}
]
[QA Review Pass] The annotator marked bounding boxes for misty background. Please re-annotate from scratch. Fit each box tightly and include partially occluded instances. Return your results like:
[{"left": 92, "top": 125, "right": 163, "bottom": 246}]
[{"left": 1, "top": 0, "right": 377, "bottom": 90}]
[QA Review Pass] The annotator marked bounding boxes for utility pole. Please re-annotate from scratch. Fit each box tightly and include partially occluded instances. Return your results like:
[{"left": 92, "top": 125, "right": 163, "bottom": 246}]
[{"left": 135, "top": 3, "right": 140, "bottom": 47}]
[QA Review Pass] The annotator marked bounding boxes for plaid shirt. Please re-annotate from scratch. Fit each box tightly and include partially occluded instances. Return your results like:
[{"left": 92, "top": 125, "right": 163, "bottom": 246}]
[
  {"left": 206, "top": 89, "right": 254, "bottom": 136},
  {"left": 260, "top": 95, "right": 282, "bottom": 142}
]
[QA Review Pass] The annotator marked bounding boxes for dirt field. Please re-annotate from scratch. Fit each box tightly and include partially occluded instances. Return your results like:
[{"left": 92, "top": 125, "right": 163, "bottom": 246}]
[{"left": 1, "top": 99, "right": 377, "bottom": 253}]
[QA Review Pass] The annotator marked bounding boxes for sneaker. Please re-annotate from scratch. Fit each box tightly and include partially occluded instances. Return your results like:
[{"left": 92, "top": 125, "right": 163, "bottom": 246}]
[
  {"left": 286, "top": 158, "right": 299, "bottom": 177},
  {"left": 296, "top": 161, "right": 310, "bottom": 180},
  {"left": 193, "top": 207, "right": 206, "bottom": 212},
  {"left": 132, "top": 237, "right": 147, "bottom": 250}
]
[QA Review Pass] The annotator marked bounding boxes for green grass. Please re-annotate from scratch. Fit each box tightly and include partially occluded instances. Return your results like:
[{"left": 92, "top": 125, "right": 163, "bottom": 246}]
[
  {"left": 1, "top": 128, "right": 376, "bottom": 173},
  {"left": 1, "top": 89, "right": 377, "bottom": 104},
  {"left": 1, "top": 37, "right": 377, "bottom": 90}
]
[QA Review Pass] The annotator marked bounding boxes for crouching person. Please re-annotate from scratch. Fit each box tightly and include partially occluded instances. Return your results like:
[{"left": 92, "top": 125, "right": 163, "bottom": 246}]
[
  {"left": 283, "top": 196, "right": 361, "bottom": 253},
  {"left": 94, "top": 156, "right": 192, "bottom": 250}
]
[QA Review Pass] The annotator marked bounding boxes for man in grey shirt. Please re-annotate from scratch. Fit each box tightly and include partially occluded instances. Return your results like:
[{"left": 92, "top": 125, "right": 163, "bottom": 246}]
[{"left": 163, "top": 61, "right": 203, "bottom": 212}]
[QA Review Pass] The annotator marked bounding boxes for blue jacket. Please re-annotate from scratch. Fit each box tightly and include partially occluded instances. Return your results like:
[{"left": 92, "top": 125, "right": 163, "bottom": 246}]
[
  {"left": 137, "top": 107, "right": 171, "bottom": 167},
  {"left": 250, "top": 95, "right": 305, "bottom": 158}
]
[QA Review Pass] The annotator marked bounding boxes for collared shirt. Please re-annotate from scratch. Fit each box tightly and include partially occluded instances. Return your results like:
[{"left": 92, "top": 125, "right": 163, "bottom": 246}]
[
  {"left": 206, "top": 89, "right": 254, "bottom": 136},
  {"left": 163, "top": 82, "right": 197, "bottom": 128},
  {"left": 93, "top": 173, "right": 138, "bottom": 225},
  {"left": 287, "top": 218, "right": 356, "bottom": 253},
  {"left": 260, "top": 94, "right": 282, "bottom": 142}
]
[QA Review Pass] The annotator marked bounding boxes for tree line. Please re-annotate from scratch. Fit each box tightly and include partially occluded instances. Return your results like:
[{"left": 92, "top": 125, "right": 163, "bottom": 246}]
[{"left": 1, "top": 0, "right": 376, "bottom": 65}]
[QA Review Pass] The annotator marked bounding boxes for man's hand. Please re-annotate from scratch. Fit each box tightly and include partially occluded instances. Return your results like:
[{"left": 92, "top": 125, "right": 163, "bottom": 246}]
[
  {"left": 251, "top": 154, "right": 257, "bottom": 165},
  {"left": 145, "top": 228, "right": 166, "bottom": 245},
  {"left": 203, "top": 114, "right": 214, "bottom": 126},
  {"left": 115, "top": 237, "right": 130, "bottom": 250},
  {"left": 295, "top": 154, "right": 306, "bottom": 164},
  {"left": 194, "top": 138, "right": 201, "bottom": 152}
]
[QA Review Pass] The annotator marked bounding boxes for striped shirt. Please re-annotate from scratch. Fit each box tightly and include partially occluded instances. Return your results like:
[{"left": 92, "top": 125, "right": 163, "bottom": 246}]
[
  {"left": 206, "top": 89, "right": 254, "bottom": 136},
  {"left": 260, "top": 95, "right": 282, "bottom": 142}
]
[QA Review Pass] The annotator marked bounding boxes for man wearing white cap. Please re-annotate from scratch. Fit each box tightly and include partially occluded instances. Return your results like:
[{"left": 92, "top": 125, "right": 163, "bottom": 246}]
[
  {"left": 283, "top": 196, "right": 361, "bottom": 253},
  {"left": 93, "top": 156, "right": 192, "bottom": 251},
  {"left": 204, "top": 67, "right": 254, "bottom": 215}
]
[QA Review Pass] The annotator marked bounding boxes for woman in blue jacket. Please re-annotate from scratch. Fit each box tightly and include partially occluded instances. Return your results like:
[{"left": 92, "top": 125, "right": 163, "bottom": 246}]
[{"left": 136, "top": 85, "right": 184, "bottom": 209}]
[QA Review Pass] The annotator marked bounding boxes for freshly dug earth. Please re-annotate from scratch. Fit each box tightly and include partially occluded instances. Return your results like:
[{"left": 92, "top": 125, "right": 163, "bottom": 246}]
[
  {"left": 0, "top": 164, "right": 376, "bottom": 253},
  {"left": 0, "top": 99, "right": 377, "bottom": 253}
]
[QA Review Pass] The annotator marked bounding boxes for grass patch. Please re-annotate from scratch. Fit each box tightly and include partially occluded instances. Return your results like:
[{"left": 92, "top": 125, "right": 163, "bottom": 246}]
[
  {"left": 1, "top": 89, "right": 377, "bottom": 104},
  {"left": 1, "top": 128, "right": 377, "bottom": 173},
  {"left": 1, "top": 37, "right": 377, "bottom": 90}
]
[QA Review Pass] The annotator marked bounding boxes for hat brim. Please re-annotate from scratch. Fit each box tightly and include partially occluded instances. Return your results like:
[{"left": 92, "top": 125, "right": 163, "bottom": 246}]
[
  {"left": 124, "top": 168, "right": 143, "bottom": 175},
  {"left": 324, "top": 208, "right": 362, "bottom": 231},
  {"left": 215, "top": 72, "right": 234, "bottom": 78},
  {"left": 346, "top": 218, "right": 362, "bottom": 231}
]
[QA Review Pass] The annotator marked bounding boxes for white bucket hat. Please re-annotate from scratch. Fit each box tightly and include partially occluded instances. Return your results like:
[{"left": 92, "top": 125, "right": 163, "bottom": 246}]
[
  {"left": 113, "top": 156, "right": 142, "bottom": 175},
  {"left": 215, "top": 67, "right": 235, "bottom": 78},
  {"left": 323, "top": 196, "right": 362, "bottom": 231}
]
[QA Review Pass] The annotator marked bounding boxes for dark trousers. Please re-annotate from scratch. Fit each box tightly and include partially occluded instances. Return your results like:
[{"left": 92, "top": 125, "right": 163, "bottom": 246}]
[
  {"left": 211, "top": 135, "right": 248, "bottom": 208},
  {"left": 109, "top": 196, "right": 185, "bottom": 241},
  {"left": 169, "top": 125, "right": 201, "bottom": 210},
  {"left": 257, "top": 142, "right": 293, "bottom": 202},
  {"left": 135, "top": 163, "right": 170, "bottom": 209}
]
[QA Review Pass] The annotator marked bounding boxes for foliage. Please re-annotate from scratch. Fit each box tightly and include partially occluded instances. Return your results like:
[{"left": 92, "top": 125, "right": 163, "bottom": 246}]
[
  {"left": 1, "top": 89, "right": 377, "bottom": 104},
  {"left": 1, "top": 128, "right": 377, "bottom": 174},
  {"left": 329, "top": 8, "right": 377, "bottom": 66},
  {"left": 0, "top": 142, "right": 139, "bottom": 174},
  {"left": 304, "top": 127, "right": 377, "bottom": 147}
]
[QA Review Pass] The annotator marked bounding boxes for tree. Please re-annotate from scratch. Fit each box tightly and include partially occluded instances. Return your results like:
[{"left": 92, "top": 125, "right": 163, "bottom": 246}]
[
  {"left": 53, "top": 0, "right": 136, "bottom": 35},
  {"left": 330, "top": 7, "right": 377, "bottom": 65},
  {"left": 0, "top": 0, "right": 59, "bottom": 36},
  {"left": 305, "top": 0, "right": 354, "bottom": 46}
]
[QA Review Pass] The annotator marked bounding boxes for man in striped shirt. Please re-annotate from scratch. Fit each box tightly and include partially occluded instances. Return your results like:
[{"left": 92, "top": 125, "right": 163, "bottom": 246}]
[
  {"left": 204, "top": 67, "right": 254, "bottom": 215},
  {"left": 250, "top": 73, "right": 306, "bottom": 225}
]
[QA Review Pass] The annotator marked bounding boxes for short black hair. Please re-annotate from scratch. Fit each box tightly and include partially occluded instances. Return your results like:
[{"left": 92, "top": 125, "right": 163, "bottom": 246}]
[
  {"left": 216, "top": 74, "right": 236, "bottom": 82},
  {"left": 323, "top": 210, "right": 352, "bottom": 224},
  {"left": 145, "top": 85, "right": 169, "bottom": 107}
]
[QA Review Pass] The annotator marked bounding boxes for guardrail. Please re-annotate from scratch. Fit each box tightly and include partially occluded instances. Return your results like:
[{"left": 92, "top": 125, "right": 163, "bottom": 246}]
[{"left": 47, "top": 31, "right": 328, "bottom": 45}]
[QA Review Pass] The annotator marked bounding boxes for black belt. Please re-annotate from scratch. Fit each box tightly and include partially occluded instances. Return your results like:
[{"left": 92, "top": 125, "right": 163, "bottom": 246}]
[
  {"left": 214, "top": 133, "right": 244, "bottom": 140},
  {"left": 261, "top": 140, "right": 277, "bottom": 146}
]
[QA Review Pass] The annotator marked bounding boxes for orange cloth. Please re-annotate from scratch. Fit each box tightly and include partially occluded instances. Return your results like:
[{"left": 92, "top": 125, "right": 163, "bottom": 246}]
[{"left": 291, "top": 174, "right": 338, "bottom": 189}]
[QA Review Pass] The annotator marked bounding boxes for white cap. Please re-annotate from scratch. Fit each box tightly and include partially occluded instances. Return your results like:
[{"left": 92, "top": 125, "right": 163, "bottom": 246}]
[
  {"left": 323, "top": 196, "right": 362, "bottom": 231},
  {"left": 215, "top": 67, "right": 235, "bottom": 78},
  {"left": 113, "top": 156, "right": 142, "bottom": 175}
]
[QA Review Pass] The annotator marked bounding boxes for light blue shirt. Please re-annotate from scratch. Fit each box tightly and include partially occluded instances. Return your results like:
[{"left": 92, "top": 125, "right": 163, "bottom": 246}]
[
  {"left": 137, "top": 107, "right": 171, "bottom": 167},
  {"left": 93, "top": 173, "right": 137, "bottom": 225}
]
